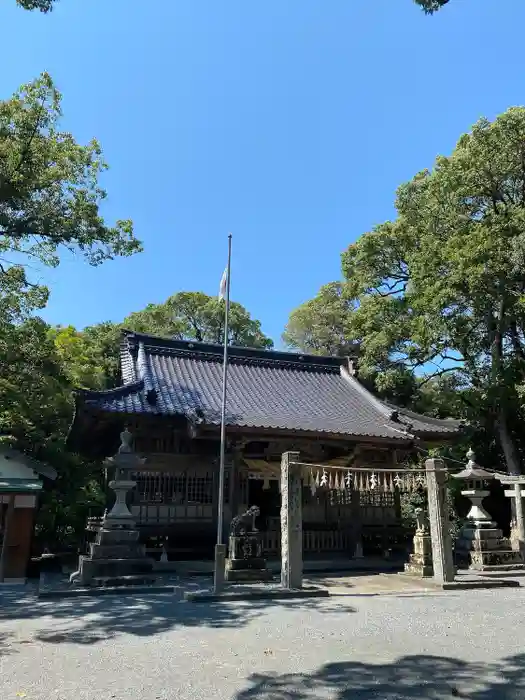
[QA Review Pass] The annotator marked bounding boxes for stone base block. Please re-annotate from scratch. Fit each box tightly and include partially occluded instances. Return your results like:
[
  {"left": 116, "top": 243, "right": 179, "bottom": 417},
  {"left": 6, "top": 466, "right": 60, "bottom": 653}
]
[
  {"left": 98, "top": 528, "right": 140, "bottom": 544},
  {"left": 227, "top": 558, "right": 267, "bottom": 571},
  {"left": 102, "top": 516, "right": 136, "bottom": 530},
  {"left": 89, "top": 543, "right": 145, "bottom": 559},
  {"left": 90, "top": 575, "right": 156, "bottom": 588},
  {"left": 404, "top": 561, "right": 433, "bottom": 577},
  {"left": 468, "top": 549, "right": 524, "bottom": 570},
  {"left": 225, "top": 567, "right": 273, "bottom": 583},
  {"left": 75, "top": 556, "right": 154, "bottom": 584}
]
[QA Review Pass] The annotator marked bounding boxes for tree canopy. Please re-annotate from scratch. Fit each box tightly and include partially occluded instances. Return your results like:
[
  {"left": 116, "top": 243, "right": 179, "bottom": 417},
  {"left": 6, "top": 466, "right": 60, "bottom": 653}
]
[
  {"left": 414, "top": 0, "right": 450, "bottom": 13},
  {"left": 287, "top": 107, "right": 525, "bottom": 474},
  {"left": 0, "top": 73, "right": 141, "bottom": 322},
  {"left": 16, "top": 0, "right": 54, "bottom": 10},
  {"left": 51, "top": 291, "right": 273, "bottom": 394},
  {"left": 15, "top": 0, "right": 451, "bottom": 13}
]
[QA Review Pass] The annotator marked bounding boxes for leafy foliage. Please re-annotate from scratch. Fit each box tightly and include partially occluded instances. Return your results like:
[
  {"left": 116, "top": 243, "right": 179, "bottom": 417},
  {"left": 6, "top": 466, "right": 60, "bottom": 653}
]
[
  {"left": 51, "top": 292, "right": 274, "bottom": 393},
  {"left": 15, "top": 0, "right": 450, "bottom": 14},
  {"left": 0, "top": 71, "right": 142, "bottom": 549},
  {"left": 414, "top": 0, "right": 450, "bottom": 13},
  {"left": 15, "top": 0, "right": 54, "bottom": 10},
  {"left": 0, "top": 73, "right": 142, "bottom": 320},
  {"left": 288, "top": 108, "right": 525, "bottom": 474}
]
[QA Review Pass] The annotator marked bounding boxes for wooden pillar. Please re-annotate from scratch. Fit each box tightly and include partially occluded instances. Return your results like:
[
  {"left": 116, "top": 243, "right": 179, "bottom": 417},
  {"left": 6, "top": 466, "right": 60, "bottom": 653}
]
[
  {"left": 0, "top": 494, "right": 16, "bottom": 582},
  {"left": 229, "top": 452, "right": 239, "bottom": 521},
  {"left": 350, "top": 489, "right": 364, "bottom": 558}
]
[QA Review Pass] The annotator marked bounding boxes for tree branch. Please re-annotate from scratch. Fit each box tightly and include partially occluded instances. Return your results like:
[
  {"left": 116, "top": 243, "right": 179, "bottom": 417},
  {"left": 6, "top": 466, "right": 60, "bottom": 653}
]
[{"left": 418, "top": 366, "right": 459, "bottom": 388}]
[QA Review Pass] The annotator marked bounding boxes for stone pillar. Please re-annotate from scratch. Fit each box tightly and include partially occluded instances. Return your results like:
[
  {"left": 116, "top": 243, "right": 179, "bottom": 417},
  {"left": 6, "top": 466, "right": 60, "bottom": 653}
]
[
  {"left": 512, "top": 482, "right": 525, "bottom": 556},
  {"left": 280, "top": 451, "right": 302, "bottom": 590},
  {"left": 494, "top": 475, "right": 525, "bottom": 558},
  {"left": 425, "top": 458, "right": 455, "bottom": 584}
]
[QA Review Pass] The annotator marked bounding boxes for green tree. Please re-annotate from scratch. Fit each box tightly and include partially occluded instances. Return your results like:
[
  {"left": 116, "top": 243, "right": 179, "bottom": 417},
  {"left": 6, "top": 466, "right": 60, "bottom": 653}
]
[
  {"left": 0, "top": 73, "right": 141, "bottom": 320},
  {"left": 16, "top": 0, "right": 54, "bottom": 10},
  {"left": 15, "top": 0, "right": 450, "bottom": 13},
  {"left": 51, "top": 292, "right": 273, "bottom": 392},
  {"left": 0, "top": 316, "right": 105, "bottom": 549},
  {"left": 125, "top": 291, "right": 273, "bottom": 348},
  {"left": 283, "top": 283, "right": 357, "bottom": 357},
  {"left": 338, "top": 108, "right": 525, "bottom": 474},
  {"left": 414, "top": 0, "right": 450, "bottom": 13}
]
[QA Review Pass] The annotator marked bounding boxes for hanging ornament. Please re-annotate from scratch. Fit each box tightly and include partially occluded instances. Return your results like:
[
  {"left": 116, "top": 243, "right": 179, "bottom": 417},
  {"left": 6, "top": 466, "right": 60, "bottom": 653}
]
[
  {"left": 315, "top": 470, "right": 320, "bottom": 488},
  {"left": 394, "top": 473, "right": 403, "bottom": 489},
  {"left": 310, "top": 469, "right": 317, "bottom": 496},
  {"left": 328, "top": 471, "right": 333, "bottom": 489},
  {"left": 320, "top": 468, "right": 328, "bottom": 487},
  {"left": 370, "top": 472, "right": 377, "bottom": 490},
  {"left": 339, "top": 472, "right": 346, "bottom": 491},
  {"left": 334, "top": 472, "right": 340, "bottom": 490},
  {"left": 345, "top": 471, "right": 352, "bottom": 489}
]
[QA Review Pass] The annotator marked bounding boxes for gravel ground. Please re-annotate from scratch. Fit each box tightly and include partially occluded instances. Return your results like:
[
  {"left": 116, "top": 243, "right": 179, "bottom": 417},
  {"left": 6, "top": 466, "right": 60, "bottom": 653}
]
[{"left": 1, "top": 585, "right": 524, "bottom": 700}]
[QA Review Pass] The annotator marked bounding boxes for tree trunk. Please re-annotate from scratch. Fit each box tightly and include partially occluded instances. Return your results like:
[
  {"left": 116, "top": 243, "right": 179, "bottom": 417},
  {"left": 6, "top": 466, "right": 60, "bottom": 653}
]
[
  {"left": 490, "top": 296, "right": 521, "bottom": 475},
  {"left": 497, "top": 407, "right": 522, "bottom": 475}
]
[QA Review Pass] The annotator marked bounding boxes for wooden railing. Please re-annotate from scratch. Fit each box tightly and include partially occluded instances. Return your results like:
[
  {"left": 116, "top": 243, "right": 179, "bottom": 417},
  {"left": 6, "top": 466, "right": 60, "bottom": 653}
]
[{"left": 262, "top": 528, "right": 353, "bottom": 556}]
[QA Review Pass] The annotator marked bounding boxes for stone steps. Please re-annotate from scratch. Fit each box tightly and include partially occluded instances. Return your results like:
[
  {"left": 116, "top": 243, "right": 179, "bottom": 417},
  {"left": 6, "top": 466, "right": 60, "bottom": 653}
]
[{"left": 90, "top": 575, "right": 157, "bottom": 588}]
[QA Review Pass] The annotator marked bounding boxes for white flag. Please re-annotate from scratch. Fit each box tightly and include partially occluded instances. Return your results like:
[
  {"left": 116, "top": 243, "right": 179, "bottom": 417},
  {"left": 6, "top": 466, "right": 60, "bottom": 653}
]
[{"left": 218, "top": 267, "right": 228, "bottom": 301}]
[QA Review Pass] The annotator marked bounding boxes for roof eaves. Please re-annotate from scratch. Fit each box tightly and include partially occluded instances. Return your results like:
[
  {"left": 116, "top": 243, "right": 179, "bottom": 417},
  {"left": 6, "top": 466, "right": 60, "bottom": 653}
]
[
  {"left": 385, "top": 403, "right": 464, "bottom": 433},
  {"left": 339, "top": 366, "right": 397, "bottom": 420}
]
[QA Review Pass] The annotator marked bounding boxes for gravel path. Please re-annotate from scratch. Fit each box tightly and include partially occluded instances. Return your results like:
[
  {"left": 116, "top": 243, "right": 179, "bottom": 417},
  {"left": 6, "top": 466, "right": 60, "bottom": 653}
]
[{"left": 1, "top": 586, "right": 524, "bottom": 699}]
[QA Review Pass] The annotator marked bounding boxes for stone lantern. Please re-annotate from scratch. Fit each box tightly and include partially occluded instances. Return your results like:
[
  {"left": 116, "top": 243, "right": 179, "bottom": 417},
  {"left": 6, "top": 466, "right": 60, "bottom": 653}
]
[
  {"left": 452, "top": 449, "right": 522, "bottom": 571},
  {"left": 69, "top": 427, "right": 156, "bottom": 588},
  {"left": 453, "top": 448, "right": 496, "bottom": 527}
]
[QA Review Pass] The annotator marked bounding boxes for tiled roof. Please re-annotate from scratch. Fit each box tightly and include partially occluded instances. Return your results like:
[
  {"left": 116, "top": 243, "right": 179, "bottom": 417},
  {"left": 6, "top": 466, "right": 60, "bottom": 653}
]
[{"left": 75, "top": 332, "right": 462, "bottom": 441}]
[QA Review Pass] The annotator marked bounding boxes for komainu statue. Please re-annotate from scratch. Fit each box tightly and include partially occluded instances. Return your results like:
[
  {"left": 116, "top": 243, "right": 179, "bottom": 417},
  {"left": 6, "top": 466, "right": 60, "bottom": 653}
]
[{"left": 229, "top": 505, "right": 260, "bottom": 537}]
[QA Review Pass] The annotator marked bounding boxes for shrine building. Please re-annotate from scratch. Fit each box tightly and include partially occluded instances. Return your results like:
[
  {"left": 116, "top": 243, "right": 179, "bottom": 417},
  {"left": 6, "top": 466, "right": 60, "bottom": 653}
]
[{"left": 68, "top": 331, "right": 462, "bottom": 563}]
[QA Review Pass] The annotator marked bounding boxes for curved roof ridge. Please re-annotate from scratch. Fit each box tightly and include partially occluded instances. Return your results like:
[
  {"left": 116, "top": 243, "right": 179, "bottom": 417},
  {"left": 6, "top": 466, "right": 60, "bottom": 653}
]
[
  {"left": 121, "top": 330, "right": 346, "bottom": 372},
  {"left": 120, "top": 332, "right": 138, "bottom": 384},
  {"left": 136, "top": 341, "right": 156, "bottom": 393}
]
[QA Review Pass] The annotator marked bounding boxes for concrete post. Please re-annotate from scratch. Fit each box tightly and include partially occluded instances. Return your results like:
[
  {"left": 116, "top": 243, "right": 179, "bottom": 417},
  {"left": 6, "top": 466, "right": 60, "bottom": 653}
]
[
  {"left": 280, "top": 451, "right": 302, "bottom": 590},
  {"left": 425, "top": 458, "right": 455, "bottom": 584}
]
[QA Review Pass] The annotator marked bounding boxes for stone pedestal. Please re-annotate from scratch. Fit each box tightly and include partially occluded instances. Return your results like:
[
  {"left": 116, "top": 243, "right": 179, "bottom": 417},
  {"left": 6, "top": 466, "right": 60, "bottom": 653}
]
[
  {"left": 281, "top": 451, "right": 302, "bottom": 590},
  {"left": 404, "top": 508, "right": 433, "bottom": 577},
  {"left": 70, "top": 428, "right": 155, "bottom": 588},
  {"left": 225, "top": 534, "right": 272, "bottom": 582}
]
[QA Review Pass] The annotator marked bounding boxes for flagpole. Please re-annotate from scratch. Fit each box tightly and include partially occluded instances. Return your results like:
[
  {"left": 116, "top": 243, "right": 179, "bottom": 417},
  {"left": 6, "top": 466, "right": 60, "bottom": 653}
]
[{"left": 214, "top": 232, "right": 232, "bottom": 593}]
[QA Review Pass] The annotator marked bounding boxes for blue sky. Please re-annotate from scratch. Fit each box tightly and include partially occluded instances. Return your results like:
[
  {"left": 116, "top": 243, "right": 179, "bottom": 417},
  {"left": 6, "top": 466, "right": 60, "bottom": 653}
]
[{"left": 0, "top": 0, "right": 522, "bottom": 347}]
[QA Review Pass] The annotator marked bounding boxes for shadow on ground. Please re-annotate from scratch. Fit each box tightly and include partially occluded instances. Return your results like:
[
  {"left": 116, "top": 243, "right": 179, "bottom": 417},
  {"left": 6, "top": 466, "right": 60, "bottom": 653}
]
[
  {"left": 235, "top": 653, "right": 525, "bottom": 700},
  {"left": 0, "top": 632, "right": 16, "bottom": 657},
  {"left": 0, "top": 587, "right": 356, "bottom": 645}
]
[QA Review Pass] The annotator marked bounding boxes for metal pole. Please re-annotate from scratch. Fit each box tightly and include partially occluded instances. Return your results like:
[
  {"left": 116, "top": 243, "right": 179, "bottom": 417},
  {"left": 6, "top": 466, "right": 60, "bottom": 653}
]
[{"left": 214, "top": 233, "right": 232, "bottom": 593}]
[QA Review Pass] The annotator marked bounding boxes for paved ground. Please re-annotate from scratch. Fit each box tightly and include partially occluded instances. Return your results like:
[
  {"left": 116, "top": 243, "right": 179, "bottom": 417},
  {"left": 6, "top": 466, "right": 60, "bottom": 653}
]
[{"left": 1, "top": 579, "right": 524, "bottom": 699}]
